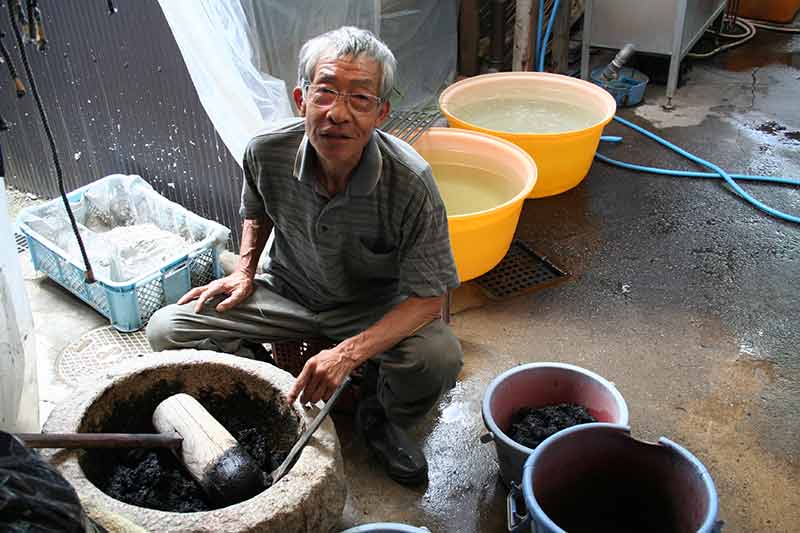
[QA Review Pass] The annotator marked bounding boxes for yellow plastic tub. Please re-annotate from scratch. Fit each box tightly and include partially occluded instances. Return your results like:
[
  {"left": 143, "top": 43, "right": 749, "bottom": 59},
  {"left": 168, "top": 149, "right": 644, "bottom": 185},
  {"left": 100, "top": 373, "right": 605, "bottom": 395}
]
[
  {"left": 439, "top": 72, "right": 616, "bottom": 198},
  {"left": 413, "top": 128, "right": 537, "bottom": 282}
]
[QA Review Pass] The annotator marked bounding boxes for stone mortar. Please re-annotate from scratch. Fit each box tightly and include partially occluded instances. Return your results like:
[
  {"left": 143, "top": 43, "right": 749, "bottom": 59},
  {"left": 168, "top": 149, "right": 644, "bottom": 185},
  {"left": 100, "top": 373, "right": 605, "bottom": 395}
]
[{"left": 41, "top": 349, "right": 346, "bottom": 533}]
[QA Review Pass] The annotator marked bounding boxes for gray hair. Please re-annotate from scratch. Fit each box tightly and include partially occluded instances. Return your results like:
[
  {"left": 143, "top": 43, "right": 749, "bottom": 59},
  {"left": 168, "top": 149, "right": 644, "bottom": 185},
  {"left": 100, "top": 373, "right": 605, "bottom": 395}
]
[{"left": 297, "top": 26, "right": 396, "bottom": 101}]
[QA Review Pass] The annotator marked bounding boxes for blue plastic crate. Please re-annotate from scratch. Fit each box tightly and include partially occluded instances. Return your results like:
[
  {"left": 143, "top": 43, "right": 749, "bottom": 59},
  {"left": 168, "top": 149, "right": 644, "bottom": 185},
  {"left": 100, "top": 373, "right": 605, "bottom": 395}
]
[{"left": 17, "top": 176, "right": 228, "bottom": 332}]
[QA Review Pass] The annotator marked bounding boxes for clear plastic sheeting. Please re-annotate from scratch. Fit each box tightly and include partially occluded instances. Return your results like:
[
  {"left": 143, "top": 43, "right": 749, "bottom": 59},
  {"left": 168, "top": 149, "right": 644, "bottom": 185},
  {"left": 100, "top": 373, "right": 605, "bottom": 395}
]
[
  {"left": 162, "top": 1, "right": 458, "bottom": 167},
  {"left": 241, "top": 0, "right": 382, "bottom": 100},
  {"left": 158, "top": 0, "right": 294, "bottom": 165},
  {"left": 18, "top": 175, "right": 230, "bottom": 284},
  {"left": 380, "top": 0, "right": 459, "bottom": 110},
  {"left": 243, "top": 0, "right": 458, "bottom": 110}
]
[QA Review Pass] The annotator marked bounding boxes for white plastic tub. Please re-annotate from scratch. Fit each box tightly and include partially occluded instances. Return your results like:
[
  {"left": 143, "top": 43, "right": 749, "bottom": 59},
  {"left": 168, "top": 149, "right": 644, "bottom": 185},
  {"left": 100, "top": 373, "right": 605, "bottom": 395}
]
[{"left": 1, "top": 177, "right": 39, "bottom": 432}]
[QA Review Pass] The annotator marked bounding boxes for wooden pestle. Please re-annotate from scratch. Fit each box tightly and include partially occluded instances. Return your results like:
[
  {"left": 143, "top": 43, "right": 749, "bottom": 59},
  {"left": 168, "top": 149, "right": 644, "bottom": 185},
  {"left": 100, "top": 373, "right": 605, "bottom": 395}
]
[{"left": 152, "top": 393, "right": 267, "bottom": 507}]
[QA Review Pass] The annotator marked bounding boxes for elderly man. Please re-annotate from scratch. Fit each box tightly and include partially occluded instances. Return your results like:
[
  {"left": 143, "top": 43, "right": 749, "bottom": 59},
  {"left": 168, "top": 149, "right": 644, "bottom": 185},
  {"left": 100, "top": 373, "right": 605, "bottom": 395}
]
[{"left": 147, "top": 26, "right": 462, "bottom": 485}]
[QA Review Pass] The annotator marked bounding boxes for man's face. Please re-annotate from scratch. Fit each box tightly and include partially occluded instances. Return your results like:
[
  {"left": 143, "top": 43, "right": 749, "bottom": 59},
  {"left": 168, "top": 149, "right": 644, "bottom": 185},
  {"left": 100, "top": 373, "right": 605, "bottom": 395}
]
[{"left": 293, "top": 52, "right": 390, "bottom": 170}]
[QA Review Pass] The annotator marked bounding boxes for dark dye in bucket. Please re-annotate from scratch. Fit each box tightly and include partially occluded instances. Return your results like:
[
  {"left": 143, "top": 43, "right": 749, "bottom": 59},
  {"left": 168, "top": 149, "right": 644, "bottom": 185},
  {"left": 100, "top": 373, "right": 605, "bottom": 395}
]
[
  {"left": 508, "top": 403, "right": 596, "bottom": 449},
  {"left": 538, "top": 466, "right": 680, "bottom": 532}
]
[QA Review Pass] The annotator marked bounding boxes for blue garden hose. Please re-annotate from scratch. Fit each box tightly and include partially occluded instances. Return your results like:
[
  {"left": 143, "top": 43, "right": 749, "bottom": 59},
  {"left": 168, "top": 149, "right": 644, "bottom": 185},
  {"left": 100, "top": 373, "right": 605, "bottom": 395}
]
[
  {"left": 533, "top": 14, "right": 800, "bottom": 224},
  {"left": 538, "top": 0, "right": 561, "bottom": 72},
  {"left": 535, "top": 0, "right": 545, "bottom": 72},
  {"left": 599, "top": 117, "right": 800, "bottom": 224},
  {"left": 597, "top": 136, "right": 800, "bottom": 187}
]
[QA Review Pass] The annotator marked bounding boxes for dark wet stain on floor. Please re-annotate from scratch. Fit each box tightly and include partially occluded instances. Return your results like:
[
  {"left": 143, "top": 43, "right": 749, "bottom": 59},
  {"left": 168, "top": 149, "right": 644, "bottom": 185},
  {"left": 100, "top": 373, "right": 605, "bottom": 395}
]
[{"left": 756, "top": 120, "right": 787, "bottom": 135}]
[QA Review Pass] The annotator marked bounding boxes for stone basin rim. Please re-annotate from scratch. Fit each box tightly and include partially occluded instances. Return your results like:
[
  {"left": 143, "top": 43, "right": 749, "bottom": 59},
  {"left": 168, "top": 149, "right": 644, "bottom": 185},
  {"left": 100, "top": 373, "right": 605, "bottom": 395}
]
[{"left": 41, "top": 349, "right": 346, "bottom": 533}]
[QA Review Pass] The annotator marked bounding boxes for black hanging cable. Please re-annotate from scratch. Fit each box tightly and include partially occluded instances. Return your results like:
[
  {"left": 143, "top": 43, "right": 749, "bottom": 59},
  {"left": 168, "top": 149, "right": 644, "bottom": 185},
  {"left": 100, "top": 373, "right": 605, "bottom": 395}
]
[
  {"left": 0, "top": 31, "right": 26, "bottom": 96},
  {"left": 7, "top": 1, "right": 95, "bottom": 282}
]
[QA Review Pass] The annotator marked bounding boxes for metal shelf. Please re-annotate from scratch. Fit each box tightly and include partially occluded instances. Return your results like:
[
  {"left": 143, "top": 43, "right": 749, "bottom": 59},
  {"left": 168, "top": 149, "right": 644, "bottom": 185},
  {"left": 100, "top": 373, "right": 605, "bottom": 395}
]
[{"left": 581, "top": 0, "right": 728, "bottom": 106}]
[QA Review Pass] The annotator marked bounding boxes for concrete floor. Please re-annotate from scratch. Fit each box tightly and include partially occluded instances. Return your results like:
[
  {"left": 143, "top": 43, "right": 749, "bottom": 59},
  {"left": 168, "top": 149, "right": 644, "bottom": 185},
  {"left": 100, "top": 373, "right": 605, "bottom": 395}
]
[{"left": 11, "top": 27, "right": 799, "bottom": 533}]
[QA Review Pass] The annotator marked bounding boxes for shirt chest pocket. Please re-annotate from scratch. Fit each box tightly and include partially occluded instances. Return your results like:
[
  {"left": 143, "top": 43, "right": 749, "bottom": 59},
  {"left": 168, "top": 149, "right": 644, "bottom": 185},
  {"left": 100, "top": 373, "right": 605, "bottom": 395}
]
[{"left": 350, "top": 236, "right": 398, "bottom": 279}]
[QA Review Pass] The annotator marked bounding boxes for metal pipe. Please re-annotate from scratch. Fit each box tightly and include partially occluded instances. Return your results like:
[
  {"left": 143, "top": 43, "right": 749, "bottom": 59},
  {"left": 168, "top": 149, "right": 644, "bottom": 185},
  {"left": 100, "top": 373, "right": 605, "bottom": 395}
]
[
  {"left": 16, "top": 432, "right": 183, "bottom": 449},
  {"left": 665, "top": 0, "right": 689, "bottom": 109},
  {"left": 513, "top": 0, "right": 533, "bottom": 71},
  {"left": 580, "top": 0, "right": 593, "bottom": 79}
]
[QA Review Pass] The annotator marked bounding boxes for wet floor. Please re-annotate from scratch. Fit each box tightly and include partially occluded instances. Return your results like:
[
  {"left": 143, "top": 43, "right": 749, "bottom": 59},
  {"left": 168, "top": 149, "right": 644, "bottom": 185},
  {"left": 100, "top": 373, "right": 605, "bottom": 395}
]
[
  {"left": 14, "top": 20, "right": 799, "bottom": 533},
  {"left": 337, "top": 26, "right": 800, "bottom": 533}
]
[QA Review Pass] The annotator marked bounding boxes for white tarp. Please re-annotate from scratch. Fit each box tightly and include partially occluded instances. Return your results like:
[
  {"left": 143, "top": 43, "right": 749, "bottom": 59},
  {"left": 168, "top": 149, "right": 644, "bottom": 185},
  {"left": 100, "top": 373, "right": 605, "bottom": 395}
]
[
  {"left": 379, "top": 0, "right": 459, "bottom": 110},
  {"left": 243, "top": 0, "right": 458, "bottom": 110},
  {"left": 159, "top": 1, "right": 458, "bottom": 166},
  {"left": 158, "top": 0, "right": 295, "bottom": 166},
  {"left": 241, "top": 0, "right": 382, "bottom": 101}
]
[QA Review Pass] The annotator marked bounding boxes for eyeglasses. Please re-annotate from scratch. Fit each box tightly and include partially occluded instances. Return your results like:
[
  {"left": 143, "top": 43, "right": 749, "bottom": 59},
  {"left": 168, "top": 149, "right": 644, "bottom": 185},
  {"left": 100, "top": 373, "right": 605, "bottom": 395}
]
[{"left": 302, "top": 82, "right": 383, "bottom": 114}]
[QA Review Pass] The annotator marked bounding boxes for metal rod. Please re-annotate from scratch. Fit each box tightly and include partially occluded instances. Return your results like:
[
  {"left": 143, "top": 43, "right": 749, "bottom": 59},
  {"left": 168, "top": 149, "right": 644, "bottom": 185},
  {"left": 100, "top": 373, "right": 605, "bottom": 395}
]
[
  {"left": 270, "top": 376, "right": 352, "bottom": 484},
  {"left": 665, "top": 0, "right": 689, "bottom": 108},
  {"left": 580, "top": 0, "right": 593, "bottom": 79},
  {"left": 16, "top": 433, "right": 184, "bottom": 449}
]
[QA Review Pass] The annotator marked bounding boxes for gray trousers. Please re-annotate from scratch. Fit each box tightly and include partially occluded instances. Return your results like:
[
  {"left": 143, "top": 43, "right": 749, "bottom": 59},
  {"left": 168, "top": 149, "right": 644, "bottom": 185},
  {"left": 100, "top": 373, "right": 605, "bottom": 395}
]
[{"left": 146, "top": 278, "right": 463, "bottom": 426}]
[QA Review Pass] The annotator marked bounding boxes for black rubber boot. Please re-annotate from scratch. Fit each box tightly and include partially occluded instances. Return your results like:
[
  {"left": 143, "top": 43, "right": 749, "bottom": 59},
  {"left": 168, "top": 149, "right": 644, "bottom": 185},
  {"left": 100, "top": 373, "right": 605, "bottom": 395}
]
[
  {"left": 355, "top": 395, "right": 428, "bottom": 486},
  {"left": 241, "top": 341, "right": 276, "bottom": 365}
]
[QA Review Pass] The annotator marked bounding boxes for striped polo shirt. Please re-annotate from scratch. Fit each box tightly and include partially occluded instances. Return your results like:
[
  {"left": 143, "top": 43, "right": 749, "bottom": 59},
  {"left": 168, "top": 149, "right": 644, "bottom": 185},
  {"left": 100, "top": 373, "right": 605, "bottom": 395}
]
[{"left": 241, "top": 118, "right": 459, "bottom": 312}]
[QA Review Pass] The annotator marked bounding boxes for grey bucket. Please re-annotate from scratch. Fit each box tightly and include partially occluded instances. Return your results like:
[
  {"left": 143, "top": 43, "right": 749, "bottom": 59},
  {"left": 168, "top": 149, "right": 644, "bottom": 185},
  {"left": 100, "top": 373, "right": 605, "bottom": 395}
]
[
  {"left": 340, "top": 523, "right": 429, "bottom": 532},
  {"left": 508, "top": 423, "right": 719, "bottom": 532},
  {"left": 481, "top": 362, "right": 629, "bottom": 487}
]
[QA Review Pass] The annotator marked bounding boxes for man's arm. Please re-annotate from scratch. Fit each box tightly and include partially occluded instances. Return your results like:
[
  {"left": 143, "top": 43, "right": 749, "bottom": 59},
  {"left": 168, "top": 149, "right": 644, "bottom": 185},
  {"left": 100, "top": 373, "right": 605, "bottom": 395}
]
[
  {"left": 287, "top": 294, "right": 444, "bottom": 404},
  {"left": 235, "top": 217, "right": 271, "bottom": 279},
  {"left": 177, "top": 217, "right": 270, "bottom": 313}
]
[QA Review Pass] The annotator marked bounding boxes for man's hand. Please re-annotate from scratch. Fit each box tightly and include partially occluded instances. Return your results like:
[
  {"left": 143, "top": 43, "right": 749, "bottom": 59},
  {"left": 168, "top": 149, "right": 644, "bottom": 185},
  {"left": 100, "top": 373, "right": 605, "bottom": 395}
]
[
  {"left": 286, "top": 295, "right": 444, "bottom": 405},
  {"left": 177, "top": 271, "right": 255, "bottom": 313},
  {"left": 287, "top": 347, "right": 358, "bottom": 405}
]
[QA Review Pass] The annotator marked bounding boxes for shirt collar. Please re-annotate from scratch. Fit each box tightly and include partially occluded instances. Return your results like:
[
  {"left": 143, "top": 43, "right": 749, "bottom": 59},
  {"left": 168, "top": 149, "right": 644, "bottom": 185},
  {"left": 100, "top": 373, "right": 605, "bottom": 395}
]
[{"left": 292, "top": 131, "right": 383, "bottom": 197}]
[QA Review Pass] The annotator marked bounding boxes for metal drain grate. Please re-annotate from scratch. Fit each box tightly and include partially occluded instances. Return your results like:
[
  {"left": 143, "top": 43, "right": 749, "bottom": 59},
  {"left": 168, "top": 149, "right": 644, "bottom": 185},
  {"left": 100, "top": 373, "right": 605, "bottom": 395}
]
[
  {"left": 474, "top": 240, "right": 569, "bottom": 299},
  {"left": 56, "top": 326, "right": 153, "bottom": 384},
  {"left": 15, "top": 232, "right": 28, "bottom": 254},
  {"left": 382, "top": 109, "right": 441, "bottom": 145}
]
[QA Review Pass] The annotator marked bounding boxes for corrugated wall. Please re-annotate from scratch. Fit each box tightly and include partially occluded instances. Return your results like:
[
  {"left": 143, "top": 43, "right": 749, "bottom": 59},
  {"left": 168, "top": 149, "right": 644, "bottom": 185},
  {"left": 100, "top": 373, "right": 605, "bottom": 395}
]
[{"left": 0, "top": 0, "right": 245, "bottom": 246}]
